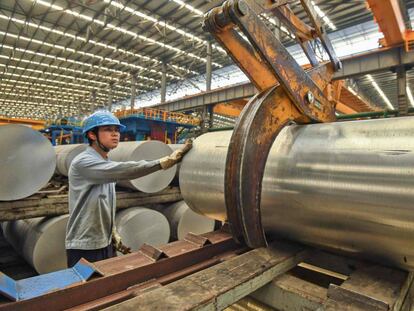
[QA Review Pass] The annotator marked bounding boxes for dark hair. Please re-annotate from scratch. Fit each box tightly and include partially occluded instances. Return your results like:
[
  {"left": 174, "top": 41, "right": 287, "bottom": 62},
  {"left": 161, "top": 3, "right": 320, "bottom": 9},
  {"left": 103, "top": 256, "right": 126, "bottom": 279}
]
[{"left": 87, "top": 128, "right": 99, "bottom": 146}]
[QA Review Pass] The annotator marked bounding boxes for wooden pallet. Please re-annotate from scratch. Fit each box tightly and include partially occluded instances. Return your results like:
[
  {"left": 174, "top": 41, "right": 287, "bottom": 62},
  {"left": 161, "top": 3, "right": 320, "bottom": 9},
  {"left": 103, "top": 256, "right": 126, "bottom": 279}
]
[
  {"left": 251, "top": 249, "right": 414, "bottom": 311},
  {"left": 105, "top": 241, "right": 413, "bottom": 311}
]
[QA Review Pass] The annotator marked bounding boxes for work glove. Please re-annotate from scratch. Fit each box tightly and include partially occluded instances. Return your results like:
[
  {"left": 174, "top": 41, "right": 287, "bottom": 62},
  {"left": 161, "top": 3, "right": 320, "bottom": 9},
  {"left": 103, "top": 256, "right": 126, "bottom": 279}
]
[
  {"left": 159, "top": 140, "right": 193, "bottom": 169},
  {"left": 112, "top": 228, "right": 132, "bottom": 254}
]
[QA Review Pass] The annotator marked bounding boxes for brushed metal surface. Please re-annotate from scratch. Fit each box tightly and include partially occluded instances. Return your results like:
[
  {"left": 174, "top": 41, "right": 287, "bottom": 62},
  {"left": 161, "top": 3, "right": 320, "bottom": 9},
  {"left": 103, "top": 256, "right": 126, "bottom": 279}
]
[
  {"left": 2, "top": 215, "right": 69, "bottom": 274},
  {"left": 162, "top": 200, "right": 215, "bottom": 240},
  {"left": 180, "top": 117, "right": 414, "bottom": 270},
  {"left": 54, "top": 144, "right": 87, "bottom": 176},
  {"left": 109, "top": 141, "right": 176, "bottom": 193},
  {"left": 115, "top": 207, "right": 170, "bottom": 251},
  {"left": 0, "top": 124, "right": 56, "bottom": 200}
]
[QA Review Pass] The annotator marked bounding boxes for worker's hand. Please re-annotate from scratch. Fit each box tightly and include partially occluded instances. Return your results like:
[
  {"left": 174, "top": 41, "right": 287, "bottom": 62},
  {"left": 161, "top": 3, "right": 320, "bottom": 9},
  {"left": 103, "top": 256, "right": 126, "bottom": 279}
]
[
  {"left": 112, "top": 228, "right": 132, "bottom": 255},
  {"left": 160, "top": 140, "right": 193, "bottom": 169}
]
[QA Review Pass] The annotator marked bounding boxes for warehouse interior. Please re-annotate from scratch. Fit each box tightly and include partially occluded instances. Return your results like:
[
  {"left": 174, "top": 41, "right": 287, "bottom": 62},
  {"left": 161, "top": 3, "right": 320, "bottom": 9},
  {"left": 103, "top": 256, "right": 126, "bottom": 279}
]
[{"left": 1, "top": 0, "right": 414, "bottom": 310}]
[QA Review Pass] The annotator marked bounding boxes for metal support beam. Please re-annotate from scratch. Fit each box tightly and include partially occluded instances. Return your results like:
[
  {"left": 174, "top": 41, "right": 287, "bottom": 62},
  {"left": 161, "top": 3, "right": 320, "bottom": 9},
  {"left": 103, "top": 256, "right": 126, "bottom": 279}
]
[
  {"left": 397, "top": 66, "right": 408, "bottom": 115},
  {"left": 206, "top": 42, "right": 212, "bottom": 91},
  {"left": 90, "top": 90, "right": 96, "bottom": 113},
  {"left": 200, "top": 105, "right": 209, "bottom": 132},
  {"left": 130, "top": 74, "right": 136, "bottom": 110},
  {"left": 154, "top": 82, "right": 256, "bottom": 112},
  {"left": 152, "top": 47, "right": 414, "bottom": 113},
  {"left": 398, "top": 0, "right": 411, "bottom": 30},
  {"left": 334, "top": 47, "right": 414, "bottom": 79},
  {"left": 366, "top": 0, "right": 409, "bottom": 47},
  {"left": 107, "top": 83, "right": 113, "bottom": 112},
  {"left": 161, "top": 62, "right": 167, "bottom": 104},
  {"left": 208, "top": 105, "right": 214, "bottom": 128},
  {"left": 274, "top": 16, "right": 281, "bottom": 40}
]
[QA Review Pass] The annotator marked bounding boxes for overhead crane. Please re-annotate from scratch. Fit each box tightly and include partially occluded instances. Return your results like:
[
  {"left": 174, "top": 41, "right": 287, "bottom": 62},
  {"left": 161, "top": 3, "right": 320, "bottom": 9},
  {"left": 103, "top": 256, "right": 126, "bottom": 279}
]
[{"left": 1, "top": 1, "right": 414, "bottom": 310}]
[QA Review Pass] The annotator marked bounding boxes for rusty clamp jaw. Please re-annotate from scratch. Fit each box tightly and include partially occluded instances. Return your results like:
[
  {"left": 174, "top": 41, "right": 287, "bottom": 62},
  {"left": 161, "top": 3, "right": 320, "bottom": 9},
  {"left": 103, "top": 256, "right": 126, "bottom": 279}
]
[{"left": 203, "top": 0, "right": 341, "bottom": 248}]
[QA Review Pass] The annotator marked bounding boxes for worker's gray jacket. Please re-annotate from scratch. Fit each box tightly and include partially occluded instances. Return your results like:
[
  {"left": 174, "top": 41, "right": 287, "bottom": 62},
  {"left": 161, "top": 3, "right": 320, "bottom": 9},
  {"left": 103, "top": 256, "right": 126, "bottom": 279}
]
[{"left": 65, "top": 146, "right": 161, "bottom": 250}]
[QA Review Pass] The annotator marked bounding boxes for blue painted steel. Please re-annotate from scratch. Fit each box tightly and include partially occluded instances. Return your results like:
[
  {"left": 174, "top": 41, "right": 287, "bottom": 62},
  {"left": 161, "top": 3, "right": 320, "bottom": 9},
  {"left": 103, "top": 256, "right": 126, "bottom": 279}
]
[
  {"left": 0, "top": 259, "right": 102, "bottom": 301},
  {"left": 0, "top": 272, "right": 17, "bottom": 301},
  {"left": 82, "top": 111, "right": 126, "bottom": 134},
  {"left": 119, "top": 114, "right": 195, "bottom": 143},
  {"left": 41, "top": 125, "right": 86, "bottom": 146}
]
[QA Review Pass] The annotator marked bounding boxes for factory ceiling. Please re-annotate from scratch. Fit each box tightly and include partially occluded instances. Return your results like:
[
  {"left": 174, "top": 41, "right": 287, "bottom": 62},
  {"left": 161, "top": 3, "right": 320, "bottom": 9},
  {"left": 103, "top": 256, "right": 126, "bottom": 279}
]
[{"left": 0, "top": 0, "right": 413, "bottom": 119}]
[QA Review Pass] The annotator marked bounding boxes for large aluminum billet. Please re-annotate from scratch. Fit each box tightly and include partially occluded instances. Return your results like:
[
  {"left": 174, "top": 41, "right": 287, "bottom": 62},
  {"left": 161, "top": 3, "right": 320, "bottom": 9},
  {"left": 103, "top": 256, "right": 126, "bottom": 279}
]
[
  {"left": 162, "top": 200, "right": 215, "bottom": 240},
  {"left": 2, "top": 215, "right": 69, "bottom": 274},
  {"left": 180, "top": 117, "right": 414, "bottom": 270},
  {"left": 115, "top": 207, "right": 170, "bottom": 251},
  {"left": 0, "top": 124, "right": 56, "bottom": 201},
  {"left": 54, "top": 144, "right": 87, "bottom": 176},
  {"left": 109, "top": 141, "right": 176, "bottom": 193}
]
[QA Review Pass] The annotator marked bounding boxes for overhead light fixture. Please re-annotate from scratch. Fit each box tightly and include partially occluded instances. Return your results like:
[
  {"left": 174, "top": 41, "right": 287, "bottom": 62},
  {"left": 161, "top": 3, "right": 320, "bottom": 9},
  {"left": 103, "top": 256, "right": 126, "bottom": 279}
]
[
  {"left": 367, "top": 74, "right": 394, "bottom": 110},
  {"left": 0, "top": 15, "right": 200, "bottom": 74},
  {"left": 310, "top": 1, "right": 337, "bottom": 31},
  {"left": 30, "top": 0, "right": 223, "bottom": 66},
  {"left": 407, "top": 85, "right": 414, "bottom": 107}
]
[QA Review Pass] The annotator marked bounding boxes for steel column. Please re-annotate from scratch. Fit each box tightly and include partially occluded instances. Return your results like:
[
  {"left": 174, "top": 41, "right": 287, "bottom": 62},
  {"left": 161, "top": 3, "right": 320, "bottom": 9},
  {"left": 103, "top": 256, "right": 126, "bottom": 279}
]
[
  {"left": 130, "top": 74, "right": 136, "bottom": 110},
  {"left": 161, "top": 62, "right": 167, "bottom": 104},
  {"left": 206, "top": 41, "right": 212, "bottom": 91},
  {"left": 107, "top": 83, "right": 113, "bottom": 111},
  {"left": 397, "top": 66, "right": 408, "bottom": 115}
]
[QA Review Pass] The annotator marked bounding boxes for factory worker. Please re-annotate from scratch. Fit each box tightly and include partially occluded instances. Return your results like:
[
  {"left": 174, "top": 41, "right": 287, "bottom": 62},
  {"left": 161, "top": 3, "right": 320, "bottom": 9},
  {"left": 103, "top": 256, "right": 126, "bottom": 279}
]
[{"left": 65, "top": 111, "right": 191, "bottom": 267}]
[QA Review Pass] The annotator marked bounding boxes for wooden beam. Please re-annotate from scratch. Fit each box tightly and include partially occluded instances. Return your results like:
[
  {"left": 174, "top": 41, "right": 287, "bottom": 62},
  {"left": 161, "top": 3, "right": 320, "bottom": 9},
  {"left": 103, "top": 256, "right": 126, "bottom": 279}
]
[
  {"left": 324, "top": 265, "right": 413, "bottom": 310},
  {"left": 105, "top": 241, "right": 308, "bottom": 310},
  {"left": 0, "top": 188, "right": 182, "bottom": 221}
]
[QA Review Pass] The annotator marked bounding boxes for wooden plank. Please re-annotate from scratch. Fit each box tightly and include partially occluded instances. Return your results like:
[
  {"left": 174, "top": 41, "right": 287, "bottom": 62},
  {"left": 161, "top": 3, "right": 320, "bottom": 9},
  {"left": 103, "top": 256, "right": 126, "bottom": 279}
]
[
  {"left": 400, "top": 275, "right": 414, "bottom": 311},
  {"left": 224, "top": 296, "right": 275, "bottom": 311},
  {"left": 105, "top": 241, "right": 308, "bottom": 311},
  {"left": 0, "top": 188, "right": 182, "bottom": 221},
  {"left": 250, "top": 273, "right": 327, "bottom": 311},
  {"left": 324, "top": 265, "right": 412, "bottom": 311},
  {"left": 304, "top": 249, "right": 365, "bottom": 277}
]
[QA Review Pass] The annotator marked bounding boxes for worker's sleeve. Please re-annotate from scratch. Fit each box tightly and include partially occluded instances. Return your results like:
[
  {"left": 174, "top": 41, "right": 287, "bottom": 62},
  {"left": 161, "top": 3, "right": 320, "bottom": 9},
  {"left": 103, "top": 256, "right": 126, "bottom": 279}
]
[{"left": 75, "top": 157, "right": 162, "bottom": 184}]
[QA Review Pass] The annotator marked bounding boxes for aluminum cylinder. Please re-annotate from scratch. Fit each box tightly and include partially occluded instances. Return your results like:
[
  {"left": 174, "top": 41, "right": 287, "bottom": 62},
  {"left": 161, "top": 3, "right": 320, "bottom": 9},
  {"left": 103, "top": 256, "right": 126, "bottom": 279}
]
[
  {"left": 115, "top": 207, "right": 170, "bottom": 251},
  {"left": 162, "top": 201, "right": 215, "bottom": 240},
  {"left": 180, "top": 117, "right": 414, "bottom": 270},
  {"left": 2, "top": 215, "right": 69, "bottom": 274},
  {"left": 54, "top": 144, "right": 87, "bottom": 176},
  {"left": 109, "top": 141, "right": 176, "bottom": 193},
  {"left": 0, "top": 124, "right": 56, "bottom": 200}
]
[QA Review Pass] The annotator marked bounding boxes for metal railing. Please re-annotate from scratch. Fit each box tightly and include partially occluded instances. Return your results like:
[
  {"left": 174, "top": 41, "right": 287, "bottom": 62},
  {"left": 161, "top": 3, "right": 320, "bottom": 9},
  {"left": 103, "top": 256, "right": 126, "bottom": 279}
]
[{"left": 114, "top": 107, "right": 200, "bottom": 126}]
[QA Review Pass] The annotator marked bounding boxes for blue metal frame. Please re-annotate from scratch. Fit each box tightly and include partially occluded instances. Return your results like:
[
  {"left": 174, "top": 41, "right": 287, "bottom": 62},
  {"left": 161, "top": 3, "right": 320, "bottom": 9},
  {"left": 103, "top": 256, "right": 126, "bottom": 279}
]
[
  {"left": 119, "top": 114, "right": 195, "bottom": 142},
  {"left": 0, "top": 258, "right": 103, "bottom": 301},
  {"left": 40, "top": 125, "right": 86, "bottom": 146}
]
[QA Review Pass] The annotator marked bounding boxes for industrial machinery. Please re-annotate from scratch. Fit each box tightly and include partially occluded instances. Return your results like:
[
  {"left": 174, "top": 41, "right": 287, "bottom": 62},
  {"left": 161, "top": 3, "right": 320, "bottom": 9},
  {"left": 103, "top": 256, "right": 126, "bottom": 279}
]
[
  {"left": 1, "top": 1, "right": 414, "bottom": 310},
  {"left": 41, "top": 118, "right": 85, "bottom": 146},
  {"left": 202, "top": 0, "right": 341, "bottom": 248},
  {"left": 114, "top": 108, "right": 199, "bottom": 143}
]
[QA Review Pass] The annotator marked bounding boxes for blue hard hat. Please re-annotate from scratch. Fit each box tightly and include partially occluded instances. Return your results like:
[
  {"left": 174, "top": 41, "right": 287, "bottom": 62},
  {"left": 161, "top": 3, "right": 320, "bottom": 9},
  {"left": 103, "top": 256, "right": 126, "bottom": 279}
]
[{"left": 82, "top": 111, "right": 126, "bottom": 134}]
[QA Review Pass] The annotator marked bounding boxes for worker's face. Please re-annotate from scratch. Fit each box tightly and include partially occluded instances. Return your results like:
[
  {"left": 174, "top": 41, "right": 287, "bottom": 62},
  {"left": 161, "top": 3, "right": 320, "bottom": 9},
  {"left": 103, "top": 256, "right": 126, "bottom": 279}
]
[{"left": 91, "top": 125, "right": 121, "bottom": 149}]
